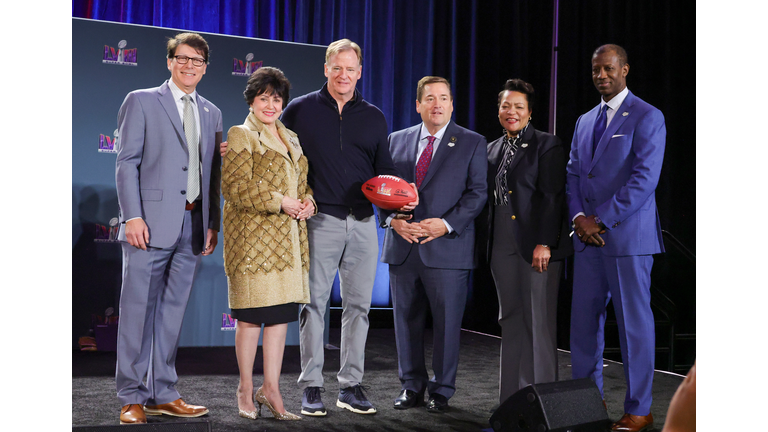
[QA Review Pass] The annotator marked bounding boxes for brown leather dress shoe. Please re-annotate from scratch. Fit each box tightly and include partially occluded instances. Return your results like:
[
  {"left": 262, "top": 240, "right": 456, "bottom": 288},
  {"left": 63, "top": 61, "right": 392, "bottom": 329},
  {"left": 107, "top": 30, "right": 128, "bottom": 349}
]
[
  {"left": 611, "top": 412, "right": 654, "bottom": 431},
  {"left": 144, "top": 398, "right": 209, "bottom": 417},
  {"left": 120, "top": 404, "right": 147, "bottom": 424}
]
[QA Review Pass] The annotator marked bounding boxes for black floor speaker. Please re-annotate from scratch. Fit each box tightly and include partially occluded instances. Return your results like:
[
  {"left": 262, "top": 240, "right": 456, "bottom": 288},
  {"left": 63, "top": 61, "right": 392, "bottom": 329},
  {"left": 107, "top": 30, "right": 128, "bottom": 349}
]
[
  {"left": 489, "top": 378, "right": 611, "bottom": 432},
  {"left": 73, "top": 420, "right": 211, "bottom": 432}
]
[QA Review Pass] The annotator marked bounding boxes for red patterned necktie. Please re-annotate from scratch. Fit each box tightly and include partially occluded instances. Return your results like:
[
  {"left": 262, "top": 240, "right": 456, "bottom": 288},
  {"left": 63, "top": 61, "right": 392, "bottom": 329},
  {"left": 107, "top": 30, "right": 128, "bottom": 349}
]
[{"left": 415, "top": 135, "right": 436, "bottom": 188}]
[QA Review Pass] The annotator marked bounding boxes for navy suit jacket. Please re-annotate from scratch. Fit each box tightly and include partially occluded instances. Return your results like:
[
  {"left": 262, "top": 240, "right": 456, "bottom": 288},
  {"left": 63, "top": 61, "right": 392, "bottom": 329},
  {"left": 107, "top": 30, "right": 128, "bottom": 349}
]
[
  {"left": 566, "top": 90, "right": 665, "bottom": 256},
  {"left": 381, "top": 121, "right": 487, "bottom": 269},
  {"left": 115, "top": 80, "right": 223, "bottom": 250}
]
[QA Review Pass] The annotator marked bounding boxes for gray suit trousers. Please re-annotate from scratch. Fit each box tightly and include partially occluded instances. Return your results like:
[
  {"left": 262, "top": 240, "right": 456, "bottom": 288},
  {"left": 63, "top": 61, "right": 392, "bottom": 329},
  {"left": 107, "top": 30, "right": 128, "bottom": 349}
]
[
  {"left": 490, "top": 205, "right": 561, "bottom": 404},
  {"left": 116, "top": 209, "right": 201, "bottom": 406},
  {"left": 298, "top": 212, "right": 378, "bottom": 389}
]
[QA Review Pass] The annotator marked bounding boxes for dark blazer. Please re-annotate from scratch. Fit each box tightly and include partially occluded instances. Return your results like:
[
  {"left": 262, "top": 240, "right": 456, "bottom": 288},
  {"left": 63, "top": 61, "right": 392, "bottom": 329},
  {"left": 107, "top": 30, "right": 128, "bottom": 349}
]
[
  {"left": 486, "top": 125, "right": 572, "bottom": 264},
  {"left": 380, "top": 121, "right": 487, "bottom": 269}
]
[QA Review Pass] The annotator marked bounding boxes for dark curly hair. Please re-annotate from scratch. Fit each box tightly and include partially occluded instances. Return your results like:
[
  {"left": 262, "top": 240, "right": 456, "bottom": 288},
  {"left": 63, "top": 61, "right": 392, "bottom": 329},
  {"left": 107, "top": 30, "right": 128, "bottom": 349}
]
[{"left": 243, "top": 67, "right": 291, "bottom": 106}]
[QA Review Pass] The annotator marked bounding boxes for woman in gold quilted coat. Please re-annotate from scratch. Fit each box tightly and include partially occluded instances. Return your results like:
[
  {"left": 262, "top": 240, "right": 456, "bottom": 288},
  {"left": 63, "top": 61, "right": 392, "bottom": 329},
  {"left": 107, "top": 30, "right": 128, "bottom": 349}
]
[{"left": 222, "top": 67, "right": 316, "bottom": 421}]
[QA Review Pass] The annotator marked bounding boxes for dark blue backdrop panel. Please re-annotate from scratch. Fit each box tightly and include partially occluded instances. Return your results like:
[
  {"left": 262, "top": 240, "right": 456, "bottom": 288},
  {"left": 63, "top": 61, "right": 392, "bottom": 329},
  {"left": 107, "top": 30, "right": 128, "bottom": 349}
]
[{"left": 73, "top": 18, "right": 395, "bottom": 347}]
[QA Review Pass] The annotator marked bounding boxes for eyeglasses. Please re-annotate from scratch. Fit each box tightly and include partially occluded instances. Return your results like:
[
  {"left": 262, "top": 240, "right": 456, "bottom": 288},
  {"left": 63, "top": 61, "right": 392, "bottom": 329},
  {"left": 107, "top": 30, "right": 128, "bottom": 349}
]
[{"left": 173, "top": 55, "right": 206, "bottom": 67}]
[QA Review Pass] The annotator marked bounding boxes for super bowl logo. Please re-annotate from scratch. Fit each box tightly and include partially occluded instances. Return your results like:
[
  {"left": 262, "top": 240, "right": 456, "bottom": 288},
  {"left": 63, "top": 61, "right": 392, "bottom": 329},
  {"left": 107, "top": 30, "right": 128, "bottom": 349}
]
[
  {"left": 221, "top": 313, "right": 237, "bottom": 331},
  {"left": 98, "top": 135, "right": 116, "bottom": 153},
  {"left": 233, "top": 53, "right": 263, "bottom": 76},
  {"left": 94, "top": 217, "right": 120, "bottom": 242},
  {"left": 377, "top": 183, "right": 392, "bottom": 196},
  {"left": 103, "top": 40, "right": 137, "bottom": 66},
  {"left": 98, "top": 129, "right": 119, "bottom": 153}
]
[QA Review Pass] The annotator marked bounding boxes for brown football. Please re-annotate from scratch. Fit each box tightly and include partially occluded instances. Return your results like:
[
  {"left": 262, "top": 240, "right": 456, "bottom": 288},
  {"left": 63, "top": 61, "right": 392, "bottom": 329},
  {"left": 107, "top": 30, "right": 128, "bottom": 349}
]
[{"left": 361, "top": 175, "right": 417, "bottom": 210}]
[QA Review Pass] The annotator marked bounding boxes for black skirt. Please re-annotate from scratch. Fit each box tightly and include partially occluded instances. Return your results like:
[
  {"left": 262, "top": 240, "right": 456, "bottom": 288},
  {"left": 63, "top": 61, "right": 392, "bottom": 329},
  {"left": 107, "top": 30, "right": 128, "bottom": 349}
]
[{"left": 231, "top": 303, "right": 300, "bottom": 325}]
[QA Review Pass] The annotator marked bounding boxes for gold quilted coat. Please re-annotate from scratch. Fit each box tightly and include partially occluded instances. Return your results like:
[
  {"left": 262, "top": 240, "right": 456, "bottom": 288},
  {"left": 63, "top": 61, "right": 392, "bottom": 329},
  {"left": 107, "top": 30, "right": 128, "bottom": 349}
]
[{"left": 222, "top": 113, "right": 316, "bottom": 309}]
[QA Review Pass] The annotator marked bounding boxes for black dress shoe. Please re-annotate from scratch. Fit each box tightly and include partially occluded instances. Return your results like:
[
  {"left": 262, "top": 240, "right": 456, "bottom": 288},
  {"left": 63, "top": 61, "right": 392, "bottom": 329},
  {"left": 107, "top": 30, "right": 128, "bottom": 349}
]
[
  {"left": 394, "top": 389, "right": 424, "bottom": 409},
  {"left": 426, "top": 394, "right": 449, "bottom": 413}
]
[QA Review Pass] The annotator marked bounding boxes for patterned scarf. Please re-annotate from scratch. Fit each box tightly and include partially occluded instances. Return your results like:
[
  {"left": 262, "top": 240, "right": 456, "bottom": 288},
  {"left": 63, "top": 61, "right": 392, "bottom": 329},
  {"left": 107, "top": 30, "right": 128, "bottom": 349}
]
[{"left": 494, "top": 122, "right": 530, "bottom": 206}]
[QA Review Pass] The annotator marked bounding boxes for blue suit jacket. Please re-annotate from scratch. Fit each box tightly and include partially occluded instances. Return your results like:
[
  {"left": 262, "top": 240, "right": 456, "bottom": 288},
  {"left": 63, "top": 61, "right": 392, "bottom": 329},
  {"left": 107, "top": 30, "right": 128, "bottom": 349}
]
[
  {"left": 566, "top": 90, "right": 665, "bottom": 256},
  {"left": 381, "top": 121, "right": 487, "bottom": 269},
  {"left": 115, "top": 80, "right": 222, "bottom": 249}
]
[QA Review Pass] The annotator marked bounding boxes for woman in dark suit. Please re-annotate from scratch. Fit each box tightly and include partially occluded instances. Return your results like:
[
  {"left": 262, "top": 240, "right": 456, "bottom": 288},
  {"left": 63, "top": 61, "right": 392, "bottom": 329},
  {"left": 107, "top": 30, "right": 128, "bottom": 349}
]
[{"left": 486, "top": 79, "right": 573, "bottom": 404}]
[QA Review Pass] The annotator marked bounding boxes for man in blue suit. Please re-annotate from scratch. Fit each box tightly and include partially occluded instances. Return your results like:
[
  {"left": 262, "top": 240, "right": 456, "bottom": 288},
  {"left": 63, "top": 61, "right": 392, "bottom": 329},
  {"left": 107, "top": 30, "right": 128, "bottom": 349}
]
[
  {"left": 381, "top": 76, "right": 487, "bottom": 413},
  {"left": 566, "top": 44, "right": 665, "bottom": 432},
  {"left": 114, "top": 33, "right": 222, "bottom": 424}
]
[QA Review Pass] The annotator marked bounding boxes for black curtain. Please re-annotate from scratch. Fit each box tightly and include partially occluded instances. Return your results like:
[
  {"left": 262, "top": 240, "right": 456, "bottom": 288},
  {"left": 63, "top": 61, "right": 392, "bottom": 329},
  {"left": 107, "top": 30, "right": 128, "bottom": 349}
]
[
  {"left": 556, "top": 1, "right": 696, "bottom": 251},
  {"left": 553, "top": 2, "right": 696, "bottom": 358}
]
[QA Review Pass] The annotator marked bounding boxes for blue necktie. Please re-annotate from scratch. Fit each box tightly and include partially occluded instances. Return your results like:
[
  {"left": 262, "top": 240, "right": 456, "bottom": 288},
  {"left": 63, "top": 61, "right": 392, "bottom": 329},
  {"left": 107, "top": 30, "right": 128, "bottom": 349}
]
[{"left": 592, "top": 104, "right": 608, "bottom": 157}]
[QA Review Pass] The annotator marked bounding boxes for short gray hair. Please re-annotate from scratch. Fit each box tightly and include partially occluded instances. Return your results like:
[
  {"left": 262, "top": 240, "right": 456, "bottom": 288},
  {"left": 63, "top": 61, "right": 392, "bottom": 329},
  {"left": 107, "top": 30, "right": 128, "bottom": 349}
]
[{"left": 325, "top": 39, "right": 362, "bottom": 66}]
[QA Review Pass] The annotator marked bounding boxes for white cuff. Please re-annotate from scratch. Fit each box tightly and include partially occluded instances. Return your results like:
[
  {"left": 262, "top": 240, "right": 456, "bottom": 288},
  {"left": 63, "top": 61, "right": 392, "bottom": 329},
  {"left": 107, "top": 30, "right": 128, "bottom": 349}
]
[{"left": 442, "top": 218, "right": 454, "bottom": 234}]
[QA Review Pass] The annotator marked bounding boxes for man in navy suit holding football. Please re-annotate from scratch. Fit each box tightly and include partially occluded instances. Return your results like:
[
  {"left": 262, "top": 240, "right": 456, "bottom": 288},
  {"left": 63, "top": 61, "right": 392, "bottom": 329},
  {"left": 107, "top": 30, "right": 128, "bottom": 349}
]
[
  {"left": 567, "top": 44, "right": 666, "bottom": 432},
  {"left": 380, "top": 76, "right": 487, "bottom": 413}
]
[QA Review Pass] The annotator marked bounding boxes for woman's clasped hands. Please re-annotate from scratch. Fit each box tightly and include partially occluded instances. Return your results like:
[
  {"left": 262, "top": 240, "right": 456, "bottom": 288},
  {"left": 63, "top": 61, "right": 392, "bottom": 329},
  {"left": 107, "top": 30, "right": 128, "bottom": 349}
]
[{"left": 281, "top": 196, "right": 315, "bottom": 221}]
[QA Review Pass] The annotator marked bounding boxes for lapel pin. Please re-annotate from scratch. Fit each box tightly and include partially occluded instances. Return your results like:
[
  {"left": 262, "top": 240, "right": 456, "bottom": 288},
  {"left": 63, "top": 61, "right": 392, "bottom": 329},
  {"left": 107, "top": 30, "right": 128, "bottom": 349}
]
[
  {"left": 204, "top": 106, "right": 210, "bottom": 112},
  {"left": 622, "top": 111, "right": 628, "bottom": 116},
  {"left": 448, "top": 136, "right": 457, "bottom": 147},
  {"left": 521, "top": 143, "right": 528, "bottom": 148}
]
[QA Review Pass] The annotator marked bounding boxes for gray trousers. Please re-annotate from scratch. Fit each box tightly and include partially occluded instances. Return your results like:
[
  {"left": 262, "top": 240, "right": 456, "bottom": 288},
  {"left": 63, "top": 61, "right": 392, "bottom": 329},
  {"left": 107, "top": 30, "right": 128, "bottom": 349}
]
[
  {"left": 490, "top": 206, "right": 561, "bottom": 404},
  {"left": 298, "top": 212, "right": 378, "bottom": 389},
  {"left": 116, "top": 209, "right": 201, "bottom": 406}
]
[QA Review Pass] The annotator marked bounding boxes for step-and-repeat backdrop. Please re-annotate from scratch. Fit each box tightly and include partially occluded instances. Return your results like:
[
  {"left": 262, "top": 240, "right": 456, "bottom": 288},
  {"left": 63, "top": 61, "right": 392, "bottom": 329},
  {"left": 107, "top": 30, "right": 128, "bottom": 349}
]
[{"left": 72, "top": 18, "right": 391, "bottom": 348}]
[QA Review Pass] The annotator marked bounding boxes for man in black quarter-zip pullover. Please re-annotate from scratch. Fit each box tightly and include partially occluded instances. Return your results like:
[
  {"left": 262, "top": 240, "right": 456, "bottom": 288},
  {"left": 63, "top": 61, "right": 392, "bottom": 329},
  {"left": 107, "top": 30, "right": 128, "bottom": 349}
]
[
  {"left": 282, "top": 81, "right": 396, "bottom": 219},
  {"left": 280, "top": 38, "right": 397, "bottom": 416}
]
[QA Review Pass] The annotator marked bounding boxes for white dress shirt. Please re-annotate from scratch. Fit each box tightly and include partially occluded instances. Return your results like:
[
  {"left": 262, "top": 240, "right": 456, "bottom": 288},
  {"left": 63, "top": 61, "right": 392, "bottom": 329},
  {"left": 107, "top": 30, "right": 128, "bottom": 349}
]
[
  {"left": 600, "top": 86, "right": 629, "bottom": 128},
  {"left": 168, "top": 79, "right": 202, "bottom": 138},
  {"left": 386, "top": 122, "right": 453, "bottom": 233}
]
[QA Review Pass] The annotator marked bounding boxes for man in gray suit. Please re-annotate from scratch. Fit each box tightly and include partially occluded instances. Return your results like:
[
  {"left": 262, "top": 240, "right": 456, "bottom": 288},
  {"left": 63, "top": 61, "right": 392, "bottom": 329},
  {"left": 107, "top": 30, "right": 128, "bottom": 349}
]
[{"left": 114, "top": 32, "right": 222, "bottom": 425}]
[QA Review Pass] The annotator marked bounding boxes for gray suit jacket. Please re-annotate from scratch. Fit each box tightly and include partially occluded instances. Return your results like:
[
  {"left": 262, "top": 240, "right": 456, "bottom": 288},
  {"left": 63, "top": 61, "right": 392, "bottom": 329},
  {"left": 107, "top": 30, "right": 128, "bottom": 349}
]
[{"left": 115, "top": 80, "right": 222, "bottom": 250}]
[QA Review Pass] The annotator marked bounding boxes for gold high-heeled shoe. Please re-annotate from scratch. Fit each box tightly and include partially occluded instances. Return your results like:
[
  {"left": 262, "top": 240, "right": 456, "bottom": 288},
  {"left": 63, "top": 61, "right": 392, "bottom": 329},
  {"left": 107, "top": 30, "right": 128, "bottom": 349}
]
[
  {"left": 236, "top": 388, "right": 258, "bottom": 420},
  {"left": 254, "top": 386, "right": 301, "bottom": 420}
]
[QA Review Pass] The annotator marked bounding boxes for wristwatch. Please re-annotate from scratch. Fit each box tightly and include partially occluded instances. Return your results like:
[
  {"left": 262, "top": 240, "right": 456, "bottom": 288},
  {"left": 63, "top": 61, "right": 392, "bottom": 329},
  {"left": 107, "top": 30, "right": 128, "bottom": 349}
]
[{"left": 594, "top": 216, "right": 607, "bottom": 230}]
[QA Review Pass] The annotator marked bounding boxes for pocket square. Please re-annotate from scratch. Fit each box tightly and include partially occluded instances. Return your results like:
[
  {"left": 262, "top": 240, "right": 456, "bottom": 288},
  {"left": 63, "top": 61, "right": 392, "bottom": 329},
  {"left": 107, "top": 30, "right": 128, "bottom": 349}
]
[{"left": 611, "top": 134, "right": 626, "bottom": 138}]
